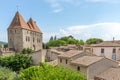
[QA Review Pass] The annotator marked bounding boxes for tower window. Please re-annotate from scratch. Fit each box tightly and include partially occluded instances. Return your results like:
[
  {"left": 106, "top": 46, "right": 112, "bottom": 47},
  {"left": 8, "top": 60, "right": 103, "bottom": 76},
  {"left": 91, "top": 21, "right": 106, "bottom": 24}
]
[
  {"left": 28, "top": 37, "right": 29, "bottom": 41},
  {"left": 26, "top": 36, "right": 27, "bottom": 41},
  {"left": 15, "top": 30, "right": 16, "bottom": 33},
  {"left": 10, "top": 30, "right": 12, "bottom": 33},
  {"left": 33, "top": 38, "right": 35, "bottom": 42}
]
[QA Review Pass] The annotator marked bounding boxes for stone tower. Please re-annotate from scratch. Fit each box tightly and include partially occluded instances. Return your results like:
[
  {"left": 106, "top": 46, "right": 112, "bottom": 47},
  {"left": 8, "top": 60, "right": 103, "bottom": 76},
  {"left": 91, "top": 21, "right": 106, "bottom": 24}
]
[{"left": 8, "top": 11, "right": 42, "bottom": 52}]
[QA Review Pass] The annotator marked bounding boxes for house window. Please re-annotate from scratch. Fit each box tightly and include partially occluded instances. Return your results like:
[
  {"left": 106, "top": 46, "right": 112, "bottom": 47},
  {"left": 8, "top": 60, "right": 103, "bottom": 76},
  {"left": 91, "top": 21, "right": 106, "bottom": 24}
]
[
  {"left": 66, "top": 59, "right": 68, "bottom": 64},
  {"left": 112, "top": 53, "right": 116, "bottom": 60},
  {"left": 60, "top": 58, "right": 62, "bottom": 63},
  {"left": 113, "top": 49, "right": 116, "bottom": 53},
  {"left": 77, "top": 66, "right": 80, "bottom": 71},
  {"left": 101, "top": 48, "right": 104, "bottom": 53}
]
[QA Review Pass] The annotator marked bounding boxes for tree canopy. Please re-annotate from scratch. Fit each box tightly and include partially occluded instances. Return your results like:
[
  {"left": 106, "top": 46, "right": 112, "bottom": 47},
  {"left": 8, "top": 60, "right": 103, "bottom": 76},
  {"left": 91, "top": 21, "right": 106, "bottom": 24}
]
[
  {"left": 46, "top": 36, "right": 84, "bottom": 48},
  {"left": 86, "top": 38, "right": 103, "bottom": 44}
]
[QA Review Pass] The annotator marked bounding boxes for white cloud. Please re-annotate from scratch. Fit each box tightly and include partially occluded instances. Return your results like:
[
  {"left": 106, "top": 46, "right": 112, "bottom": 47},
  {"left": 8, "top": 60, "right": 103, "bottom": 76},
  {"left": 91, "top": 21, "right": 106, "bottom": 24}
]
[
  {"left": 53, "top": 8, "right": 63, "bottom": 13},
  {"left": 45, "top": 0, "right": 81, "bottom": 13},
  {"left": 85, "top": 0, "right": 120, "bottom": 3},
  {"left": 45, "top": 0, "right": 120, "bottom": 13},
  {"left": 45, "top": 0, "right": 63, "bottom": 13},
  {"left": 43, "top": 22, "right": 120, "bottom": 42}
]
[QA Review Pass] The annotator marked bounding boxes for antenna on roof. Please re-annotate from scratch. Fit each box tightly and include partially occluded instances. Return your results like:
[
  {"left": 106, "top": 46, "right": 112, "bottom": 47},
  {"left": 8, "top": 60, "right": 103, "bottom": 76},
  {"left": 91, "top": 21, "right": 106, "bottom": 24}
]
[{"left": 113, "top": 37, "right": 115, "bottom": 42}]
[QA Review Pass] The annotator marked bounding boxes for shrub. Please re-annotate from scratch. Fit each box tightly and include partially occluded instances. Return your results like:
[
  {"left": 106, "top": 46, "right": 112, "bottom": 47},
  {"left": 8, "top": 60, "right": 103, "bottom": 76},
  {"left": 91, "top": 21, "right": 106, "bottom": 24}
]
[
  {"left": 0, "top": 54, "right": 33, "bottom": 71},
  {"left": 22, "top": 48, "right": 33, "bottom": 54},
  {"left": 0, "top": 66, "right": 18, "bottom": 80},
  {"left": 18, "top": 63, "right": 86, "bottom": 80}
]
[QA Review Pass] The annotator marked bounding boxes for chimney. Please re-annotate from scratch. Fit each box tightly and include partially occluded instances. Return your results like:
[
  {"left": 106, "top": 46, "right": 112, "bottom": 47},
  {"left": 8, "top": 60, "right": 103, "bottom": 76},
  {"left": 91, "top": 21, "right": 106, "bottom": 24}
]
[{"left": 113, "top": 37, "right": 115, "bottom": 42}]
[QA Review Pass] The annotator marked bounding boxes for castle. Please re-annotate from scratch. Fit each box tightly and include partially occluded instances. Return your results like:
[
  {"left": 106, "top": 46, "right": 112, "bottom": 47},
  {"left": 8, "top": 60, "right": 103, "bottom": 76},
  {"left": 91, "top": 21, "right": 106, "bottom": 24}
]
[{"left": 7, "top": 11, "right": 42, "bottom": 52}]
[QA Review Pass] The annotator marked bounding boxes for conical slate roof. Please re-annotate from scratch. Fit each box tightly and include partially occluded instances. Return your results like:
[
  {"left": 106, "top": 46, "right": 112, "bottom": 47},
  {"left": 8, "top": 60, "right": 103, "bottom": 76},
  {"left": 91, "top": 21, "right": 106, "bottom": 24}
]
[{"left": 8, "top": 11, "right": 42, "bottom": 33}]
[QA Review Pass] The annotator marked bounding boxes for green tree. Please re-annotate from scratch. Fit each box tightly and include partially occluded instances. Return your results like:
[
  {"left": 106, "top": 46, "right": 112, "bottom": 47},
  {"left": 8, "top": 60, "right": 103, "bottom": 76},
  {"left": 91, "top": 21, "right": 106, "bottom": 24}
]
[
  {"left": 46, "top": 36, "right": 81, "bottom": 48},
  {"left": 78, "top": 40, "right": 84, "bottom": 45},
  {"left": 18, "top": 63, "right": 86, "bottom": 80},
  {"left": 46, "top": 40, "right": 67, "bottom": 48},
  {"left": 49, "top": 36, "right": 54, "bottom": 41},
  {"left": 4, "top": 44, "right": 8, "bottom": 48},
  {"left": 0, "top": 54, "right": 33, "bottom": 71},
  {"left": 68, "top": 39, "right": 79, "bottom": 44},
  {"left": 54, "top": 35, "right": 57, "bottom": 40},
  {"left": 86, "top": 38, "right": 103, "bottom": 44}
]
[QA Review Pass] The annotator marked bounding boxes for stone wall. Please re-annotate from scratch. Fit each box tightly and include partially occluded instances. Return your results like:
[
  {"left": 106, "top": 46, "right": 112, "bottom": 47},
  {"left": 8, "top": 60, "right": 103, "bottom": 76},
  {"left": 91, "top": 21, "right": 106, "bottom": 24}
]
[
  {"left": 29, "top": 49, "right": 46, "bottom": 65},
  {"left": 8, "top": 28, "right": 23, "bottom": 51},
  {"left": 0, "top": 48, "right": 15, "bottom": 56},
  {"left": 8, "top": 28, "right": 42, "bottom": 52},
  {"left": 22, "top": 29, "right": 42, "bottom": 51},
  {"left": 88, "top": 58, "right": 118, "bottom": 80},
  {"left": 92, "top": 47, "right": 120, "bottom": 60}
]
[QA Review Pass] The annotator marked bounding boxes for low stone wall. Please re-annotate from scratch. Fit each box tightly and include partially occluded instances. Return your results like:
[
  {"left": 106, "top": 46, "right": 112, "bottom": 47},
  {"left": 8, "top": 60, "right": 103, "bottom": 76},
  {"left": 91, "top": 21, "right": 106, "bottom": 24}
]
[
  {"left": 46, "top": 59, "right": 58, "bottom": 66},
  {"left": 29, "top": 49, "right": 46, "bottom": 65},
  {"left": 2, "top": 52, "right": 15, "bottom": 57}
]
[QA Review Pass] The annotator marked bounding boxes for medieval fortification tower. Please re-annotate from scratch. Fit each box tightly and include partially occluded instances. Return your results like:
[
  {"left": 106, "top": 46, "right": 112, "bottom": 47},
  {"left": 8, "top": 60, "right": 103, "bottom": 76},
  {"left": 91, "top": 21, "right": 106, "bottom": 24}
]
[{"left": 7, "top": 11, "right": 42, "bottom": 52}]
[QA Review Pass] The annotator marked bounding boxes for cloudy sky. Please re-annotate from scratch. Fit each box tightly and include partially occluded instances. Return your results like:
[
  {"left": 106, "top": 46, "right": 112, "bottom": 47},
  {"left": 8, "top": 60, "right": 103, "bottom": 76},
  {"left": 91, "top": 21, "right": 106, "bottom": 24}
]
[{"left": 0, "top": 0, "right": 120, "bottom": 42}]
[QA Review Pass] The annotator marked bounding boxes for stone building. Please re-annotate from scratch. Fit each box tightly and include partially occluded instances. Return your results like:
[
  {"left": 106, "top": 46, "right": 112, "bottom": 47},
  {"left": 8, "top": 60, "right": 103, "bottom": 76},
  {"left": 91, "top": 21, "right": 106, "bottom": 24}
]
[
  {"left": 7, "top": 11, "right": 42, "bottom": 52},
  {"left": 70, "top": 56, "right": 118, "bottom": 80},
  {"left": 90, "top": 41, "right": 120, "bottom": 61}
]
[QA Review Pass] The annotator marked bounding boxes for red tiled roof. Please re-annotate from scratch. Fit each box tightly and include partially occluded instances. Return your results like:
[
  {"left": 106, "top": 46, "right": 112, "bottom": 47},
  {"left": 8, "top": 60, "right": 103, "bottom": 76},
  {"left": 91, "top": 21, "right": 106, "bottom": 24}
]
[
  {"left": 28, "top": 18, "right": 42, "bottom": 33},
  {"left": 8, "top": 11, "right": 42, "bottom": 33},
  {"left": 91, "top": 41, "right": 120, "bottom": 47}
]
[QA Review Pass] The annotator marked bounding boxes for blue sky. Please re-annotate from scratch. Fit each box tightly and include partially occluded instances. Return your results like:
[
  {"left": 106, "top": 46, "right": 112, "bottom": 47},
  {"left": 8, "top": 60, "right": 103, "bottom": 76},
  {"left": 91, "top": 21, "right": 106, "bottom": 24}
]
[{"left": 1, "top": 0, "right": 120, "bottom": 42}]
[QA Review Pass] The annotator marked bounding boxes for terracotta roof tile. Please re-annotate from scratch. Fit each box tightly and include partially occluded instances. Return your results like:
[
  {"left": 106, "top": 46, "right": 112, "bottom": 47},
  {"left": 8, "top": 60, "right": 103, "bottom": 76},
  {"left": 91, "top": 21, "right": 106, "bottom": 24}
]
[
  {"left": 8, "top": 11, "right": 42, "bottom": 33},
  {"left": 8, "top": 11, "right": 29, "bottom": 30},
  {"left": 91, "top": 41, "right": 120, "bottom": 47},
  {"left": 58, "top": 50, "right": 82, "bottom": 58},
  {"left": 71, "top": 56, "right": 103, "bottom": 66},
  {"left": 96, "top": 67, "right": 120, "bottom": 80},
  {"left": 28, "top": 18, "right": 42, "bottom": 33}
]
